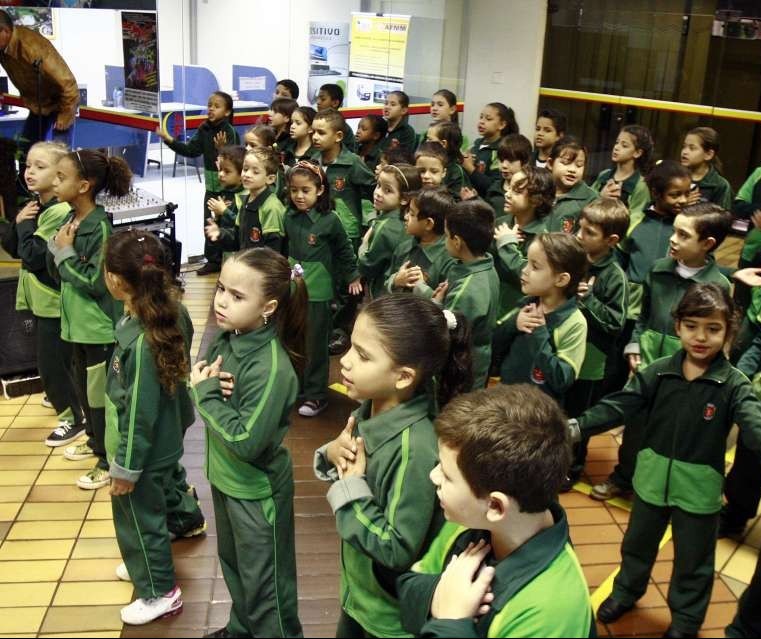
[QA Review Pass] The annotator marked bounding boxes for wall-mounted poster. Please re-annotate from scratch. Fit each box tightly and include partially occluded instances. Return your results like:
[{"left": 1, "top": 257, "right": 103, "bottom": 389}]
[
  {"left": 121, "top": 11, "right": 159, "bottom": 112},
  {"left": 1, "top": 7, "right": 56, "bottom": 39},
  {"left": 307, "top": 21, "right": 349, "bottom": 107}
]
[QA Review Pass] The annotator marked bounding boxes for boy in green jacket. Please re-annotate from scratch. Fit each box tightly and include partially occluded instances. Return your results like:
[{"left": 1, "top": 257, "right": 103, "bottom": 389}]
[
  {"left": 398, "top": 384, "right": 593, "bottom": 638},
  {"left": 545, "top": 137, "right": 598, "bottom": 234},
  {"left": 433, "top": 199, "right": 499, "bottom": 390}
]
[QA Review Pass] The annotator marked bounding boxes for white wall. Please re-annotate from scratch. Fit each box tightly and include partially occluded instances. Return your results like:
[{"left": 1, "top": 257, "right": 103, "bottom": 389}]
[
  {"left": 157, "top": 0, "right": 191, "bottom": 92},
  {"left": 461, "top": 0, "right": 547, "bottom": 143}
]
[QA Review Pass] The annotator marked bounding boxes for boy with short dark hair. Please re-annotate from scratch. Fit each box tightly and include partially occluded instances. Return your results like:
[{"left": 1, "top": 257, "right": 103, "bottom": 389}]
[
  {"left": 532, "top": 108, "right": 566, "bottom": 168},
  {"left": 315, "top": 84, "right": 357, "bottom": 152},
  {"left": 274, "top": 78, "right": 299, "bottom": 100},
  {"left": 485, "top": 133, "right": 533, "bottom": 218},
  {"left": 269, "top": 97, "right": 298, "bottom": 149},
  {"left": 433, "top": 199, "right": 499, "bottom": 389},
  {"left": 397, "top": 384, "right": 593, "bottom": 638}
]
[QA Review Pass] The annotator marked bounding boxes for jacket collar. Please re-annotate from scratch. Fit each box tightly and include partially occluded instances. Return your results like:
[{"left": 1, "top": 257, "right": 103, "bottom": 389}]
[
  {"left": 115, "top": 314, "right": 143, "bottom": 348},
  {"left": 521, "top": 216, "right": 546, "bottom": 235},
  {"left": 557, "top": 180, "right": 594, "bottom": 202},
  {"left": 246, "top": 186, "right": 274, "bottom": 210},
  {"left": 288, "top": 206, "right": 322, "bottom": 224},
  {"left": 327, "top": 147, "right": 356, "bottom": 167},
  {"left": 521, "top": 295, "right": 579, "bottom": 328},
  {"left": 355, "top": 394, "right": 431, "bottom": 454},
  {"left": 451, "top": 254, "right": 494, "bottom": 275},
  {"left": 228, "top": 323, "right": 278, "bottom": 358},
  {"left": 697, "top": 166, "right": 721, "bottom": 188},
  {"left": 589, "top": 250, "right": 618, "bottom": 273},
  {"left": 643, "top": 206, "right": 674, "bottom": 224},
  {"left": 651, "top": 255, "right": 721, "bottom": 282},
  {"left": 67, "top": 205, "right": 108, "bottom": 235},
  {"left": 660, "top": 350, "right": 733, "bottom": 384}
]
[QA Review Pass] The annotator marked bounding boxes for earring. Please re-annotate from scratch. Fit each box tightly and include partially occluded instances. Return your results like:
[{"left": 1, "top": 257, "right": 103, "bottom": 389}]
[{"left": 263, "top": 314, "right": 270, "bottom": 325}]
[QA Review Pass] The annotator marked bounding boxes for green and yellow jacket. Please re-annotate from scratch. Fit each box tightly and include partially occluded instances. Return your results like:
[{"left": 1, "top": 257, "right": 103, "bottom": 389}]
[
  {"left": 192, "top": 324, "right": 299, "bottom": 500},
  {"left": 493, "top": 296, "right": 587, "bottom": 403},
  {"left": 734, "top": 167, "right": 761, "bottom": 270},
  {"left": 545, "top": 181, "right": 598, "bottom": 234},
  {"left": 105, "top": 313, "right": 190, "bottom": 482},
  {"left": 165, "top": 118, "right": 240, "bottom": 193},
  {"left": 397, "top": 503, "right": 594, "bottom": 638},
  {"left": 577, "top": 350, "right": 761, "bottom": 514},
  {"left": 381, "top": 122, "right": 417, "bottom": 155},
  {"left": 358, "top": 208, "right": 405, "bottom": 299},
  {"left": 591, "top": 168, "right": 650, "bottom": 225},
  {"left": 444, "top": 162, "right": 470, "bottom": 202},
  {"left": 216, "top": 187, "right": 286, "bottom": 255},
  {"left": 284, "top": 207, "right": 359, "bottom": 302},
  {"left": 46, "top": 205, "right": 121, "bottom": 344},
  {"left": 385, "top": 235, "right": 454, "bottom": 298},
  {"left": 693, "top": 165, "right": 732, "bottom": 210},
  {"left": 322, "top": 148, "right": 376, "bottom": 240},
  {"left": 468, "top": 136, "right": 502, "bottom": 196},
  {"left": 2, "top": 198, "right": 69, "bottom": 317},
  {"left": 628, "top": 256, "right": 730, "bottom": 368},
  {"left": 314, "top": 394, "right": 444, "bottom": 638}
]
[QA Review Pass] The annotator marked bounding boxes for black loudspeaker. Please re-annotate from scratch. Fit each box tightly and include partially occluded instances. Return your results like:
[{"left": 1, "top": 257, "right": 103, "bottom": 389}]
[{"left": 0, "top": 276, "right": 37, "bottom": 376}]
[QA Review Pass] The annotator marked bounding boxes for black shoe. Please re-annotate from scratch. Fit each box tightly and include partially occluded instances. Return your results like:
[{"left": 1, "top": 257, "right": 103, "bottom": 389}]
[
  {"left": 718, "top": 508, "right": 747, "bottom": 539},
  {"left": 596, "top": 596, "right": 634, "bottom": 623},
  {"left": 328, "top": 332, "right": 350, "bottom": 356},
  {"left": 45, "top": 421, "right": 86, "bottom": 447},
  {"left": 169, "top": 508, "right": 207, "bottom": 541},
  {"left": 196, "top": 262, "right": 221, "bottom": 276},
  {"left": 662, "top": 626, "right": 697, "bottom": 638}
]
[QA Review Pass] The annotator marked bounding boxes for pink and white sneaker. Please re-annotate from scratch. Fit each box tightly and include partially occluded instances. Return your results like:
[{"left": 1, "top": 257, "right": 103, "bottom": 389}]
[{"left": 120, "top": 585, "right": 182, "bottom": 625}]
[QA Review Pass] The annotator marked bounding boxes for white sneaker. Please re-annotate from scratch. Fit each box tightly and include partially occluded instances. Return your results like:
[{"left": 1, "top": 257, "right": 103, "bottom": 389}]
[
  {"left": 76, "top": 466, "right": 110, "bottom": 490},
  {"left": 41, "top": 395, "right": 53, "bottom": 409},
  {"left": 64, "top": 441, "right": 93, "bottom": 461},
  {"left": 115, "top": 562, "right": 131, "bottom": 582},
  {"left": 120, "top": 586, "right": 183, "bottom": 625}
]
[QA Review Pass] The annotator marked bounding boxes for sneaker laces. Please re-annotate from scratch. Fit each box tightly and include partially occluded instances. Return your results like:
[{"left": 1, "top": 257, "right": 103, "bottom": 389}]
[{"left": 52, "top": 421, "right": 74, "bottom": 437}]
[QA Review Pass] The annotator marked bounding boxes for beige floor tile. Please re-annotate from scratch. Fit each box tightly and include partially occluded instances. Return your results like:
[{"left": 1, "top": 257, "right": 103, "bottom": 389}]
[
  {"left": 0, "top": 405, "right": 21, "bottom": 416},
  {"left": 35, "top": 470, "right": 87, "bottom": 485},
  {"left": 62, "top": 558, "right": 122, "bottom": 582},
  {"left": 39, "top": 633, "right": 121, "bottom": 638},
  {"left": 722, "top": 574, "right": 749, "bottom": 599},
  {"left": 92, "top": 487, "right": 112, "bottom": 502},
  {"left": 27, "top": 485, "right": 92, "bottom": 503},
  {"left": 716, "top": 538, "right": 740, "bottom": 572},
  {"left": 53, "top": 581, "right": 133, "bottom": 606},
  {"left": 2, "top": 428, "right": 55, "bottom": 442},
  {"left": 743, "top": 518, "right": 761, "bottom": 550},
  {"left": 18, "top": 405, "right": 57, "bottom": 417},
  {"left": 7, "top": 520, "right": 82, "bottom": 540},
  {"left": 0, "top": 486, "right": 30, "bottom": 502},
  {"left": 9, "top": 415, "right": 59, "bottom": 429},
  {"left": 0, "top": 539, "right": 74, "bottom": 560},
  {"left": 40, "top": 604, "right": 123, "bottom": 633},
  {"left": 18, "top": 502, "right": 89, "bottom": 521},
  {"left": 0, "top": 455, "right": 47, "bottom": 470},
  {"left": 0, "top": 417, "right": 13, "bottom": 429},
  {"left": 0, "top": 502, "right": 21, "bottom": 521},
  {"left": 0, "top": 395, "right": 28, "bottom": 405},
  {"left": 0, "top": 582, "right": 57, "bottom": 607},
  {"left": 0, "top": 606, "right": 46, "bottom": 633},
  {"left": 0, "top": 560, "right": 66, "bottom": 583},
  {"left": 44, "top": 455, "right": 94, "bottom": 471},
  {"left": 70, "top": 538, "right": 122, "bottom": 559},
  {"left": 722, "top": 543, "right": 758, "bottom": 584},
  {"left": 0, "top": 470, "right": 39, "bottom": 485},
  {"left": 79, "top": 519, "right": 115, "bottom": 538},
  {"left": 0, "top": 442, "right": 48, "bottom": 456},
  {"left": 86, "top": 501, "right": 112, "bottom": 520}
]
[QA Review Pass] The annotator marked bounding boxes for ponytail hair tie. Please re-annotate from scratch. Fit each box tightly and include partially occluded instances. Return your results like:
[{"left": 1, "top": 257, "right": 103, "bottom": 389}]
[
  {"left": 291, "top": 263, "right": 304, "bottom": 280},
  {"left": 442, "top": 309, "right": 457, "bottom": 331},
  {"left": 143, "top": 254, "right": 156, "bottom": 265}
]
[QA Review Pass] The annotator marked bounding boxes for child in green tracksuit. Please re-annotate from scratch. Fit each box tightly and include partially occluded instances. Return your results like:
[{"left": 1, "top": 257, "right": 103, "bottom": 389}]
[
  {"left": 398, "top": 384, "right": 593, "bottom": 638},
  {"left": 545, "top": 137, "right": 598, "bottom": 234},
  {"left": 426, "top": 122, "right": 471, "bottom": 201},
  {"left": 157, "top": 91, "right": 240, "bottom": 275},
  {"left": 358, "top": 164, "right": 421, "bottom": 299},
  {"left": 680, "top": 127, "right": 733, "bottom": 210},
  {"left": 566, "top": 199, "right": 630, "bottom": 484},
  {"left": 572, "top": 283, "right": 761, "bottom": 637},
  {"left": 463, "top": 102, "right": 517, "bottom": 197},
  {"left": 492, "top": 233, "right": 588, "bottom": 405},
  {"left": 385, "top": 187, "right": 455, "bottom": 297},
  {"left": 191, "top": 248, "right": 307, "bottom": 638},
  {"left": 481, "top": 133, "right": 533, "bottom": 219},
  {"left": 315, "top": 294, "right": 472, "bottom": 638},
  {"left": 380, "top": 90, "right": 417, "bottom": 155},
  {"left": 592, "top": 125, "right": 654, "bottom": 227},
  {"left": 206, "top": 147, "right": 286, "bottom": 255},
  {"left": 283, "top": 162, "right": 360, "bottom": 418},
  {"left": 433, "top": 199, "right": 499, "bottom": 390},
  {"left": 492, "top": 165, "right": 555, "bottom": 317},
  {"left": 102, "top": 230, "right": 193, "bottom": 625},
  {"left": 356, "top": 114, "right": 387, "bottom": 173},
  {"left": 204, "top": 145, "right": 246, "bottom": 266},
  {"left": 0, "top": 142, "right": 84, "bottom": 447},
  {"left": 47, "top": 149, "right": 130, "bottom": 491}
]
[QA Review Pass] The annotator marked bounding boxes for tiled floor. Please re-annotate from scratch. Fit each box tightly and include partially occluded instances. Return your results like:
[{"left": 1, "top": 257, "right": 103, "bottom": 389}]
[{"left": 0, "top": 236, "right": 757, "bottom": 637}]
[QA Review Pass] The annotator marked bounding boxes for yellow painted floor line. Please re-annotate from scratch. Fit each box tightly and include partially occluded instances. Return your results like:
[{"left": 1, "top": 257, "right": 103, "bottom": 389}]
[{"left": 329, "top": 382, "right": 349, "bottom": 396}]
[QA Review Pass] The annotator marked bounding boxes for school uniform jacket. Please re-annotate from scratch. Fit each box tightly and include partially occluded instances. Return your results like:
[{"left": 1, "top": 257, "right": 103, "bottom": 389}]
[
  {"left": 105, "top": 314, "right": 189, "bottom": 482},
  {"left": 592, "top": 168, "right": 650, "bottom": 226},
  {"left": 468, "top": 137, "right": 502, "bottom": 196},
  {"left": 397, "top": 504, "right": 593, "bottom": 638},
  {"left": 192, "top": 324, "right": 299, "bottom": 500},
  {"left": 165, "top": 119, "right": 240, "bottom": 193},
  {"left": 385, "top": 235, "right": 455, "bottom": 298},
  {"left": 1, "top": 199, "right": 69, "bottom": 317},
  {"left": 493, "top": 296, "right": 588, "bottom": 403},
  {"left": 357, "top": 142, "right": 382, "bottom": 173},
  {"left": 628, "top": 256, "right": 730, "bottom": 367},
  {"left": 443, "top": 162, "right": 470, "bottom": 201},
  {"left": 577, "top": 252, "right": 629, "bottom": 381},
  {"left": 485, "top": 177, "right": 507, "bottom": 219},
  {"left": 734, "top": 168, "right": 761, "bottom": 274},
  {"left": 323, "top": 147, "right": 376, "bottom": 240},
  {"left": 217, "top": 187, "right": 286, "bottom": 255},
  {"left": 380, "top": 122, "right": 417, "bottom": 155},
  {"left": 284, "top": 207, "right": 359, "bottom": 302},
  {"left": 314, "top": 394, "right": 443, "bottom": 638},
  {"left": 46, "top": 205, "right": 121, "bottom": 344},
  {"left": 492, "top": 215, "right": 546, "bottom": 316},
  {"left": 358, "top": 208, "right": 405, "bottom": 299},
  {"left": 576, "top": 351, "right": 761, "bottom": 514},
  {"left": 442, "top": 255, "right": 499, "bottom": 388},
  {"left": 693, "top": 165, "right": 732, "bottom": 210},
  {"left": 545, "top": 181, "right": 599, "bottom": 234}
]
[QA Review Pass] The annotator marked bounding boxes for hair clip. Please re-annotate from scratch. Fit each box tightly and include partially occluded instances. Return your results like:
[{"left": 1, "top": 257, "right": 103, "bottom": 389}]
[
  {"left": 142, "top": 254, "right": 156, "bottom": 265},
  {"left": 291, "top": 263, "right": 304, "bottom": 280},
  {"left": 442, "top": 309, "right": 457, "bottom": 331}
]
